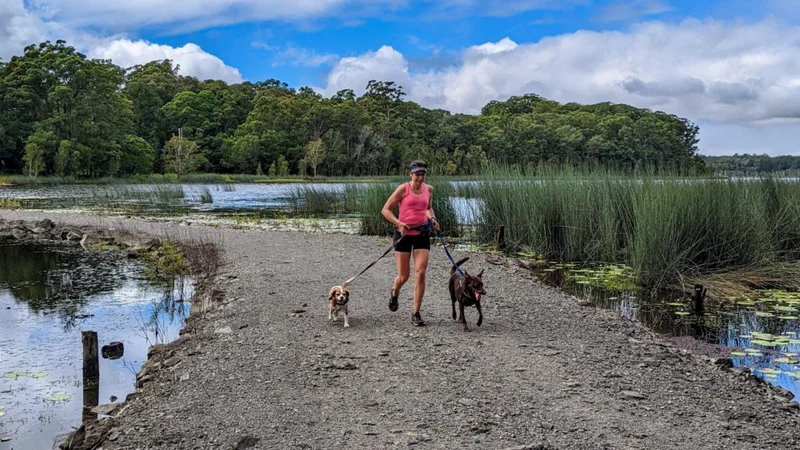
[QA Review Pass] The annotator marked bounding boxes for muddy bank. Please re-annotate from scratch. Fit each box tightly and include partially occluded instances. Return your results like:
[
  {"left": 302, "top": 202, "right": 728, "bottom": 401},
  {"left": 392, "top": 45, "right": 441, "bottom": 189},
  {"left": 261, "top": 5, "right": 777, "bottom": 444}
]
[{"left": 2, "top": 210, "right": 800, "bottom": 450}]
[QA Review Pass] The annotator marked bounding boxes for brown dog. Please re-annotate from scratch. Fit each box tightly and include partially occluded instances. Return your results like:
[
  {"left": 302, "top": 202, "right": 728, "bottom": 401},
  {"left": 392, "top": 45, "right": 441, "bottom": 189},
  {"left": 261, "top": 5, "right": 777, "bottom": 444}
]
[
  {"left": 449, "top": 257, "right": 486, "bottom": 331},
  {"left": 328, "top": 285, "right": 350, "bottom": 328}
]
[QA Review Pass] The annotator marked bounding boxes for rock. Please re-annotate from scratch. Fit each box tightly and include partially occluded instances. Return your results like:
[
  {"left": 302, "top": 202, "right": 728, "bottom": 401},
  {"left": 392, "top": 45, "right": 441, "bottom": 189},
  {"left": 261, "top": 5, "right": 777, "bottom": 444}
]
[
  {"left": 102, "top": 341, "right": 125, "bottom": 359},
  {"left": 91, "top": 402, "right": 120, "bottom": 415},
  {"left": 32, "top": 219, "right": 54, "bottom": 233},
  {"left": 458, "top": 398, "right": 477, "bottom": 406},
  {"left": 136, "top": 375, "right": 153, "bottom": 388},
  {"left": 713, "top": 358, "right": 734, "bottom": 369},
  {"left": 148, "top": 344, "right": 167, "bottom": 359},
  {"left": 619, "top": 390, "right": 647, "bottom": 400},
  {"left": 164, "top": 356, "right": 180, "bottom": 368},
  {"left": 66, "top": 231, "right": 82, "bottom": 241},
  {"left": 214, "top": 326, "right": 233, "bottom": 334},
  {"left": 233, "top": 435, "right": 260, "bottom": 449}
]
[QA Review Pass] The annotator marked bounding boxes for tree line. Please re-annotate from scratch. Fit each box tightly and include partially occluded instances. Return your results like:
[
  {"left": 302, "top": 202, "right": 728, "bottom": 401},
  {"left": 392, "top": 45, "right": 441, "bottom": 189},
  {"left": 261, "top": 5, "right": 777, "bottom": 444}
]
[
  {"left": 702, "top": 154, "right": 800, "bottom": 175},
  {"left": 0, "top": 40, "right": 705, "bottom": 178}
]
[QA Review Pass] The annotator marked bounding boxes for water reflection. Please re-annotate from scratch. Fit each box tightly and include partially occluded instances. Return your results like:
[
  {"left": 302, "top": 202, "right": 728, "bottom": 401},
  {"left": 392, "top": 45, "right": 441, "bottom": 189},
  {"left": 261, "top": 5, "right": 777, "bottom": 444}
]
[
  {"left": 0, "top": 242, "right": 192, "bottom": 449},
  {"left": 533, "top": 265, "right": 800, "bottom": 401}
]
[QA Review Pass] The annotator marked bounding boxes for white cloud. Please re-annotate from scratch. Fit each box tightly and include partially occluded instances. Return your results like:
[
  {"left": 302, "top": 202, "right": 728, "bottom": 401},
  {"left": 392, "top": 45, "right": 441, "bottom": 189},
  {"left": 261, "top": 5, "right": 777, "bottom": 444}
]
[
  {"left": 91, "top": 39, "right": 242, "bottom": 82},
  {"left": 320, "top": 18, "right": 800, "bottom": 155},
  {"left": 322, "top": 46, "right": 412, "bottom": 96},
  {"left": 0, "top": 0, "right": 48, "bottom": 61},
  {"left": 323, "top": 18, "right": 800, "bottom": 123},
  {"left": 0, "top": 0, "right": 242, "bottom": 83}
]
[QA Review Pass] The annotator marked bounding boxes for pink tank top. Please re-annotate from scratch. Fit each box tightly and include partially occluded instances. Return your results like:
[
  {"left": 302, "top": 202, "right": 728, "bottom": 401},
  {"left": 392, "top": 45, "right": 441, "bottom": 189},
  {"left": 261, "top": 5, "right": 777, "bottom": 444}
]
[{"left": 398, "top": 182, "right": 429, "bottom": 236}]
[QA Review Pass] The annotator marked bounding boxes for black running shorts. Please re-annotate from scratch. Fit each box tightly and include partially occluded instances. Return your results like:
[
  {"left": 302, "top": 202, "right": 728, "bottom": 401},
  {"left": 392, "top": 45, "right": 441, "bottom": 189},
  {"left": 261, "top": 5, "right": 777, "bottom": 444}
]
[{"left": 393, "top": 230, "right": 431, "bottom": 252}]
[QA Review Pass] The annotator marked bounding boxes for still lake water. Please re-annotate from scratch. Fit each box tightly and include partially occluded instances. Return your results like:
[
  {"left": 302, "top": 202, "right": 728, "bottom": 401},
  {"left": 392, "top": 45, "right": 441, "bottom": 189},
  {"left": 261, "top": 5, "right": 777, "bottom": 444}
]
[
  {"left": 0, "top": 242, "right": 192, "bottom": 450},
  {"left": 2, "top": 181, "right": 799, "bottom": 401}
]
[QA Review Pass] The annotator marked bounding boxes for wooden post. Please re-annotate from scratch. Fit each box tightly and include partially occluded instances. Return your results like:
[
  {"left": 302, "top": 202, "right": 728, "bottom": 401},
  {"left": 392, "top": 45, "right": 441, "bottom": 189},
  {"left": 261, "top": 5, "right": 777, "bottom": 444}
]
[
  {"left": 82, "top": 331, "right": 99, "bottom": 423},
  {"left": 692, "top": 284, "right": 706, "bottom": 315},
  {"left": 82, "top": 331, "right": 99, "bottom": 380},
  {"left": 495, "top": 225, "right": 505, "bottom": 251}
]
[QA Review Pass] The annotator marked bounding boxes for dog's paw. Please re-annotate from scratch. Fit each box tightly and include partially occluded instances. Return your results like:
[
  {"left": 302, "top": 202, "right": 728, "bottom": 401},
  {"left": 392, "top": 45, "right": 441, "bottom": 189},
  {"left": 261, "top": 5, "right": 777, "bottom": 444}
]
[
  {"left": 344, "top": 323, "right": 350, "bottom": 328},
  {"left": 477, "top": 317, "right": 483, "bottom": 327}
]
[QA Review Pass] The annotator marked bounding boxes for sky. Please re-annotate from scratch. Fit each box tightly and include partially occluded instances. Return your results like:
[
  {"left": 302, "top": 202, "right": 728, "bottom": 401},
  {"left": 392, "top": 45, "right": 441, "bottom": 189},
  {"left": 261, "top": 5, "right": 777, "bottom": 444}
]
[{"left": 2, "top": 0, "right": 800, "bottom": 157}]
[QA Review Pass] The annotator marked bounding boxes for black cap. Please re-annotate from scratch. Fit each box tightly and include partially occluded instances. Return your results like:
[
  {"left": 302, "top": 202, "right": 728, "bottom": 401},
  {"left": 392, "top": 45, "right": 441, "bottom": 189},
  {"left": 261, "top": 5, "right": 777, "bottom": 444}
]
[{"left": 409, "top": 160, "right": 428, "bottom": 173}]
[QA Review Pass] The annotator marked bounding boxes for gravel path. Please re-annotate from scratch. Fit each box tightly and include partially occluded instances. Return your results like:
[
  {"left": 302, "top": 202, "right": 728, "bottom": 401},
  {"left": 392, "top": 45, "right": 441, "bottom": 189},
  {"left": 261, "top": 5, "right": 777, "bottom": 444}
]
[{"left": 3, "top": 210, "right": 800, "bottom": 450}]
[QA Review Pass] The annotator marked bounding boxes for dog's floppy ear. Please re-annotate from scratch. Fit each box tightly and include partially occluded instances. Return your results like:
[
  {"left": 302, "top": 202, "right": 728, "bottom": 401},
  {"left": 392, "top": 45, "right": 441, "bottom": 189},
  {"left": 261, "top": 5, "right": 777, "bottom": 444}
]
[{"left": 328, "top": 287, "right": 338, "bottom": 300}]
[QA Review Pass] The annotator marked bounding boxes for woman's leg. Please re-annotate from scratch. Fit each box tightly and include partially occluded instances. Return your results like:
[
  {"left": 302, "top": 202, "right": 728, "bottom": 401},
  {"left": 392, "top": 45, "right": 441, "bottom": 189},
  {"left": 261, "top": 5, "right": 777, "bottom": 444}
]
[
  {"left": 412, "top": 249, "right": 430, "bottom": 313},
  {"left": 393, "top": 251, "right": 411, "bottom": 297}
]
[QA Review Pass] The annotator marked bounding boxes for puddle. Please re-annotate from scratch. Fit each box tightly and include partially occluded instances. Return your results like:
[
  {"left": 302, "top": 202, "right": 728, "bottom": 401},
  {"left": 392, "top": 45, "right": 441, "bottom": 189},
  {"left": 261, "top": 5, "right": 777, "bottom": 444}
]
[
  {"left": 0, "top": 242, "right": 192, "bottom": 449},
  {"left": 524, "top": 259, "right": 800, "bottom": 401}
]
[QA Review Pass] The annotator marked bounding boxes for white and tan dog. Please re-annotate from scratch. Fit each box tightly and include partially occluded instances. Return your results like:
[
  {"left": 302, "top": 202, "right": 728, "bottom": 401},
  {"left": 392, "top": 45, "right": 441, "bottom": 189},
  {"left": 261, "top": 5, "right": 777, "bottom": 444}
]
[{"left": 328, "top": 285, "right": 350, "bottom": 328}]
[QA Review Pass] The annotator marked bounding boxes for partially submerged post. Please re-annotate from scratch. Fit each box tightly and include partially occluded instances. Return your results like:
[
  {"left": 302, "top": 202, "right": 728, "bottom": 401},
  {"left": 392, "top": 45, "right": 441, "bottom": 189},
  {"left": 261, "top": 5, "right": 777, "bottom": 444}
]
[
  {"left": 495, "top": 225, "right": 505, "bottom": 251},
  {"left": 692, "top": 284, "right": 706, "bottom": 315},
  {"left": 81, "top": 331, "right": 99, "bottom": 423}
]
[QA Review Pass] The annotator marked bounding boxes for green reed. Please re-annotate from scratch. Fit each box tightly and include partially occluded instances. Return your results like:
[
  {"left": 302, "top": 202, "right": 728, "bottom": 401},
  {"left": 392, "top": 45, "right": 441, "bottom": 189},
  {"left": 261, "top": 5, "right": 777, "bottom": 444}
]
[
  {"left": 287, "top": 185, "right": 361, "bottom": 215},
  {"left": 475, "top": 167, "right": 800, "bottom": 290}
]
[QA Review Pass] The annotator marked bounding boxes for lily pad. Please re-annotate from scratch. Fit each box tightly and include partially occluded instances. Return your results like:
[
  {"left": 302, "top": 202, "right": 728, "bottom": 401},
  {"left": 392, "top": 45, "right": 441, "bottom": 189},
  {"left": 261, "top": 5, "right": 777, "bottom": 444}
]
[
  {"left": 675, "top": 311, "right": 690, "bottom": 316},
  {"left": 45, "top": 393, "right": 71, "bottom": 402},
  {"left": 3, "top": 371, "right": 26, "bottom": 379},
  {"left": 730, "top": 351, "right": 747, "bottom": 357},
  {"left": 0, "top": 436, "right": 8, "bottom": 442},
  {"left": 774, "top": 357, "right": 798, "bottom": 364},
  {"left": 666, "top": 302, "right": 685, "bottom": 307},
  {"left": 0, "top": 411, "right": 4, "bottom": 418},
  {"left": 751, "top": 339, "right": 778, "bottom": 347},
  {"left": 30, "top": 372, "right": 48, "bottom": 379}
]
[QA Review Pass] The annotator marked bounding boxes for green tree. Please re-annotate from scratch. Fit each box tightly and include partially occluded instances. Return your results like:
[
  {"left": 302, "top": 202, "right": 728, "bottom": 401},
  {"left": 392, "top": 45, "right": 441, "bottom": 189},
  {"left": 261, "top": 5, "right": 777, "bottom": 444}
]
[
  {"left": 163, "top": 134, "right": 205, "bottom": 177},
  {"left": 304, "top": 139, "right": 326, "bottom": 178},
  {"left": 119, "top": 135, "right": 155, "bottom": 175},
  {"left": 23, "top": 142, "right": 44, "bottom": 176}
]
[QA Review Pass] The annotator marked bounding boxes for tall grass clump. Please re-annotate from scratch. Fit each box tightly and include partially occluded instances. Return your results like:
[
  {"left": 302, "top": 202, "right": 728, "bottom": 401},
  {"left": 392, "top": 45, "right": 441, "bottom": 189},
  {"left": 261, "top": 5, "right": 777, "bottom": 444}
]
[
  {"left": 475, "top": 165, "right": 633, "bottom": 261},
  {"left": 199, "top": 187, "right": 213, "bottom": 204},
  {"left": 287, "top": 186, "right": 360, "bottom": 215},
  {"left": 358, "top": 182, "right": 396, "bottom": 235},
  {"left": 474, "top": 165, "right": 800, "bottom": 290},
  {"left": 92, "top": 185, "right": 186, "bottom": 207}
]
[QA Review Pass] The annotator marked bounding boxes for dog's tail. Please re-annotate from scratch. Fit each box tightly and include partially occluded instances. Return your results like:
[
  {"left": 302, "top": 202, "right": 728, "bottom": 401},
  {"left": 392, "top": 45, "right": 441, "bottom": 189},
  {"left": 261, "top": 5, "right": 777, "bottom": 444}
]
[{"left": 452, "top": 257, "right": 469, "bottom": 274}]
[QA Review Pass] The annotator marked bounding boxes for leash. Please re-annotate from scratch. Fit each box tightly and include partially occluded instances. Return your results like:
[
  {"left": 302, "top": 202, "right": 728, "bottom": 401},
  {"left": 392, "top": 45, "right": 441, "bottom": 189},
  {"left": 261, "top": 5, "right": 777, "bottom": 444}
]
[
  {"left": 340, "top": 222, "right": 427, "bottom": 287},
  {"left": 341, "top": 220, "right": 465, "bottom": 286},
  {"left": 435, "top": 228, "right": 465, "bottom": 276},
  {"left": 340, "top": 239, "right": 397, "bottom": 287}
]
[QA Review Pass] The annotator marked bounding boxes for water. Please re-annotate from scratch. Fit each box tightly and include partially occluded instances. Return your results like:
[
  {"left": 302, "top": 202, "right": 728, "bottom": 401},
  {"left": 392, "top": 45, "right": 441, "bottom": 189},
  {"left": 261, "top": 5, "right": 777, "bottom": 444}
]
[
  {"left": 6, "top": 181, "right": 799, "bottom": 400},
  {"left": 533, "top": 264, "right": 800, "bottom": 401},
  {"left": 0, "top": 183, "right": 482, "bottom": 224},
  {"left": 0, "top": 242, "right": 192, "bottom": 450}
]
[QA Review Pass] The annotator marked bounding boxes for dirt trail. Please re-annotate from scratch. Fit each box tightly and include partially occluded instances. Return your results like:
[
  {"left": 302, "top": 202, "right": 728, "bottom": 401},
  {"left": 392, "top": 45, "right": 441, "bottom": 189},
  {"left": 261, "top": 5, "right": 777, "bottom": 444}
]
[{"left": 3, "top": 210, "right": 799, "bottom": 450}]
